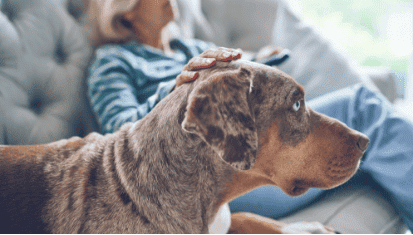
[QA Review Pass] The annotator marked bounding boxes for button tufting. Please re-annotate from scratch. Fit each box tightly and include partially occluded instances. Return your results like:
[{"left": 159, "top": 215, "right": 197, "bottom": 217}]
[
  {"left": 67, "top": 0, "right": 89, "bottom": 20},
  {"left": 0, "top": 0, "right": 98, "bottom": 145},
  {"left": 2, "top": 2, "right": 17, "bottom": 21},
  {"left": 54, "top": 39, "right": 68, "bottom": 64},
  {"left": 29, "top": 97, "right": 43, "bottom": 115}
]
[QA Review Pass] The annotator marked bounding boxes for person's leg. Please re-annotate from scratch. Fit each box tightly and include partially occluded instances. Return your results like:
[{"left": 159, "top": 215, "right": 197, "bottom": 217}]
[{"left": 230, "top": 84, "right": 413, "bottom": 231}]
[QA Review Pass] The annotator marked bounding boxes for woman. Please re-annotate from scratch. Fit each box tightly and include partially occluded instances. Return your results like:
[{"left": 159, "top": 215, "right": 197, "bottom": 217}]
[
  {"left": 87, "top": 0, "right": 279, "bottom": 135},
  {"left": 87, "top": 0, "right": 413, "bottom": 232}
]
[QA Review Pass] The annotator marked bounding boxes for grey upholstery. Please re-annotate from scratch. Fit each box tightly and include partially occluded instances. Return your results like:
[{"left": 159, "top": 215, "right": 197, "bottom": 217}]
[
  {"left": 278, "top": 178, "right": 408, "bottom": 233},
  {"left": 0, "top": 0, "right": 97, "bottom": 145}
]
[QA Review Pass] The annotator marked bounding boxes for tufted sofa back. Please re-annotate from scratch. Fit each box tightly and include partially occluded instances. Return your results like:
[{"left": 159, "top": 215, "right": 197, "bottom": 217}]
[{"left": 0, "top": 0, "right": 98, "bottom": 145}]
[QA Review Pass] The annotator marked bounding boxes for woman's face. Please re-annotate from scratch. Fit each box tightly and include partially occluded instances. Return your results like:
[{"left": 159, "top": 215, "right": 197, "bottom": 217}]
[{"left": 123, "top": 0, "right": 179, "bottom": 47}]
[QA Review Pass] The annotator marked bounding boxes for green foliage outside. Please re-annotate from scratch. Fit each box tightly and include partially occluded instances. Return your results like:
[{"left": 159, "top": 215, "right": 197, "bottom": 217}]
[{"left": 300, "top": 0, "right": 411, "bottom": 74}]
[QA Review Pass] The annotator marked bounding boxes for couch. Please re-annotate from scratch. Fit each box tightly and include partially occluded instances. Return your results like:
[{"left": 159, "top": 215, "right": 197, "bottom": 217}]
[
  {"left": 0, "top": 0, "right": 97, "bottom": 145},
  {"left": 0, "top": 0, "right": 408, "bottom": 233}
]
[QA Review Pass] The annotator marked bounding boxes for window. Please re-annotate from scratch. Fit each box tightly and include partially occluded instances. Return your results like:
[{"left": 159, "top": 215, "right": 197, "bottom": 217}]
[{"left": 295, "top": 0, "right": 412, "bottom": 99}]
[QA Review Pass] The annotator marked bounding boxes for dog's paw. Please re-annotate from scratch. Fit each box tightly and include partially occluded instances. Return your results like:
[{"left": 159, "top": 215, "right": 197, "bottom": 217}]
[{"left": 280, "top": 222, "right": 336, "bottom": 234}]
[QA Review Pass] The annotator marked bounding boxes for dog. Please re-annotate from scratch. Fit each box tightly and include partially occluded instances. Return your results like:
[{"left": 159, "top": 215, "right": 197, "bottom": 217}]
[{"left": 0, "top": 60, "right": 369, "bottom": 233}]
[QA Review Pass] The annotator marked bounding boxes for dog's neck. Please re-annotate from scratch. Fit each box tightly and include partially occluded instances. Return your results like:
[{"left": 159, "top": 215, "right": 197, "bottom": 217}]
[
  {"left": 218, "top": 168, "right": 275, "bottom": 206},
  {"left": 119, "top": 82, "right": 278, "bottom": 232},
  {"left": 115, "top": 85, "right": 234, "bottom": 233}
]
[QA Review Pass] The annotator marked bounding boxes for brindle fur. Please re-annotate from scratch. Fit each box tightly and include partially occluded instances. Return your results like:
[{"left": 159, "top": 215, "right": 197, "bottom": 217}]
[{"left": 0, "top": 60, "right": 368, "bottom": 233}]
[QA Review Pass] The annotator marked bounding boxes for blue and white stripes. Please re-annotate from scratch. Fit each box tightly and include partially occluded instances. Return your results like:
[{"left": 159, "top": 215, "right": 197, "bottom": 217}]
[{"left": 87, "top": 38, "right": 215, "bottom": 134}]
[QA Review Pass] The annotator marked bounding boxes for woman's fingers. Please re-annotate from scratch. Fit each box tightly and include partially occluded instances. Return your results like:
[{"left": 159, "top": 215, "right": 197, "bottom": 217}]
[
  {"left": 176, "top": 71, "right": 198, "bottom": 87},
  {"left": 184, "top": 47, "right": 243, "bottom": 71},
  {"left": 182, "top": 47, "right": 242, "bottom": 71},
  {"left": 200, "top": 47, "right": 242, "bottom": 61},
  {"left": 183, "top": 57, "right": 216, "bottom": 71},
  {"left": 175, "top": 47, "right": 242, "bottom": 88}
]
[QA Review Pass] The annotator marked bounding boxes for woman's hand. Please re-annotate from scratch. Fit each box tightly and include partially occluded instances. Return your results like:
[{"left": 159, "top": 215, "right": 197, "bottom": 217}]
[
  {"left": 176, "top": 47, "right": 242, "bottom": 87},
  {"left": 254, "top": 45, "right": 283, "bottom": 61}
]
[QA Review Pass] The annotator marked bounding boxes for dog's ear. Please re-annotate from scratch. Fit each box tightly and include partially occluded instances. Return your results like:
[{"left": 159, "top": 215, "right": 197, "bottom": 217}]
[{"left": 182, "top": 67, "right": 257, "bottom": 171}]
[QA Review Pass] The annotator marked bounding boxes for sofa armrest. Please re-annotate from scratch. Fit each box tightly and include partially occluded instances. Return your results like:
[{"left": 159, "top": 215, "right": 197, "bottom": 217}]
[
  {"left": 362, "top": 66, "right": 401, "bottom": 103},
  {"left": 278, "top": 179, "right": 409, "bottom": 234}
]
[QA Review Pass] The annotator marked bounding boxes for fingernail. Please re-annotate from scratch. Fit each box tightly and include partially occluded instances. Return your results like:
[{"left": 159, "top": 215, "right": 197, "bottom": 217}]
[{"left": 223, "top": 52, "right": 231, "bottom": 57}]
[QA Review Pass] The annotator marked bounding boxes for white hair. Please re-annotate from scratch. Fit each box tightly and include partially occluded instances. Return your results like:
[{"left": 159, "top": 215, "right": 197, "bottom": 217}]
[{"left": 84, "top": 0, "right": 214, "bottom": 46}]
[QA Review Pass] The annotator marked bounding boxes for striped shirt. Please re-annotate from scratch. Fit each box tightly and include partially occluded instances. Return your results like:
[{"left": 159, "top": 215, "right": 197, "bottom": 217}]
[{"left": 87, "top": 38, "right": 216, "bottom": 134}]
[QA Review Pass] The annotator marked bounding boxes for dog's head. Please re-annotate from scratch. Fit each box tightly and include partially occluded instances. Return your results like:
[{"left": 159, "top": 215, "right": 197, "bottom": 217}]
[{"left": 182, "top": 60, "right": 369, "bottom": 196}]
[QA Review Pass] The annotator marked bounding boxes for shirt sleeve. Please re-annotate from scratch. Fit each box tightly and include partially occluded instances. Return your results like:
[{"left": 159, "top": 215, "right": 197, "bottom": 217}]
[
  {"left": 87, "top": 39, "right": 216, "bottom": 134},
  {"left": 88, "top": 53, "right": 174, "bottom": 134}
]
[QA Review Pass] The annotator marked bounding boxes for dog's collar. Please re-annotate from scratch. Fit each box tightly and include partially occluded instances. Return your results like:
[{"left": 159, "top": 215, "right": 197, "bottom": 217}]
[{"left": 208, "top": 203, "right": 231, "bottom": 234}]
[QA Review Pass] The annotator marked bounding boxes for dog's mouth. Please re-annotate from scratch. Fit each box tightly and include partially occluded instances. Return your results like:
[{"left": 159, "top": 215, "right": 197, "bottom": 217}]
[
  {"left": 289, "top": 186, "right": 309, "bottom": 196},
  {"left": 275, "top": 153, "right": 363, "bottom": 197},
  {"left": 281, "top": 161, "right": 361, "bottom": 197},
  {"left": 324, "top": 159, "right": 361, "bottom": 189},
  {"left": 281, "top": 179, "right": 324, "bottom": 197}
]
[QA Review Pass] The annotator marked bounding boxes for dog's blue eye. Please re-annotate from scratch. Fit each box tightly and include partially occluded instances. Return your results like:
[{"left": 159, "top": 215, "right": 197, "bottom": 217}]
[{"left": 293, "top": 100, "right": 300, "bottom": 111}]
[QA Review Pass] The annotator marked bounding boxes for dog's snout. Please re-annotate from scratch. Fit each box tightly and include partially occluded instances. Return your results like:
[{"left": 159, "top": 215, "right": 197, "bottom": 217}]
[{"left": 357, "top": 134, "right": 370, "bottom": 152}]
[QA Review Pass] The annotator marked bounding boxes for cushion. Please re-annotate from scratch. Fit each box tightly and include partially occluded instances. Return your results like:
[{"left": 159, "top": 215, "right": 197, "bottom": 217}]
[
  {"left": 278, "top": 179, "right": 409, "bottom": 234},
  {"left": 0, "top": 0, "right": 97, "bottom": 145}
]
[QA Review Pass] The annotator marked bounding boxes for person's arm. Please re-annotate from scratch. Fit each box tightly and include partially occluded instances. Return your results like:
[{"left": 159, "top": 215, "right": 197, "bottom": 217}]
[
  {"left": 88, "top": 53, "right": 159, "bottom": 134},
  {"left": 89, "top": 47, "right": 242, "bottom": 134}
]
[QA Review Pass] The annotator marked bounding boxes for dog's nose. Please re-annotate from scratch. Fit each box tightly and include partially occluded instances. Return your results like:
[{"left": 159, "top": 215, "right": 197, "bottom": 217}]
[{"left": 357, "top": 134, "right": 370, "bottom": 152}]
